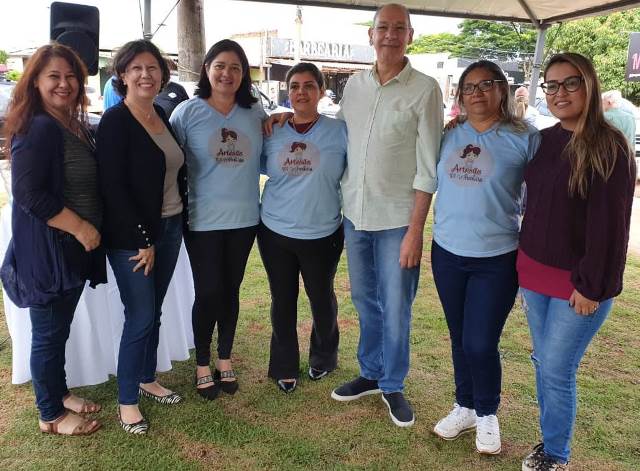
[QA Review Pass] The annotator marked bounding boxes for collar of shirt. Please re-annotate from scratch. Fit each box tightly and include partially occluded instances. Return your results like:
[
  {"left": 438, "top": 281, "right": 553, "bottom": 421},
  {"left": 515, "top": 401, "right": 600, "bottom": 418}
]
[{"left": 370, "top": 58, "right": 413, "bottom": 87}]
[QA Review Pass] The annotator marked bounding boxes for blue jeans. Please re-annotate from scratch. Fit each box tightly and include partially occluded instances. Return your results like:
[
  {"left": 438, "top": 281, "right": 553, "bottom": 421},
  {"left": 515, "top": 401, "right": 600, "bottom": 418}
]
[
  {"left": 29, "top": 285, "right": 84, "bottom": 421},
  {"left": 431, "top": 242, "right": 518, "bottom": 416},
  {"left": 108, "top": 214, "right": 183, "bottom": 404},
  {"left": 521, "top": 288, "right": 613, "bottom": 463},
  {"left": 343, "top": 218, "right": 419, "bottom": 393}
]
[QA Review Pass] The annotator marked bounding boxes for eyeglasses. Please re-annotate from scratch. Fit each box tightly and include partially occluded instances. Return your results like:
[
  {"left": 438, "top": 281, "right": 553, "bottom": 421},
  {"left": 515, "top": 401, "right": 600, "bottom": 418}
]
[
  {"left": 460, "top": 79, "right": 505, "bottom": 95},
  {"left": 540, "top": 76, "right": 583, "bottom": 95}
]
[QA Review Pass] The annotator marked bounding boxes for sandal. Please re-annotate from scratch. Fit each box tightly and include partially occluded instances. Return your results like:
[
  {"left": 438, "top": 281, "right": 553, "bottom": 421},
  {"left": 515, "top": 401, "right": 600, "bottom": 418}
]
[
  {"left": 39, "top": 411, "right": 101, "bottom": 436},
  {"left": 117, "top": 406, "right": 148, "bottom": 435},
  {"left": 214, "top": 369, "right": 239, "bottom": 395},
  {"left": 195, "top": 374, "right": 220, "bottom": 401},
  {"left": 63, "top": 393, "right": 102, "bottom": 414}
]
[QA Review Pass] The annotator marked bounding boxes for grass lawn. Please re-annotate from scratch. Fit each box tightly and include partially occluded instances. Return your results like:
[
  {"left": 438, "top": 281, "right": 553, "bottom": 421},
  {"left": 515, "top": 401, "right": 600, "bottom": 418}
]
[{"left": 0, "top": 223, "right": 638, "bottom": 470}]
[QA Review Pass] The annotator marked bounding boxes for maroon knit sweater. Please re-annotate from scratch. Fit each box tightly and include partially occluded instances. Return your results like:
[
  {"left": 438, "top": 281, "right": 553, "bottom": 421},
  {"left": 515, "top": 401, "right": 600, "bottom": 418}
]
[{"left": 519, "top": 123, "right": 636, "bottom": 301}]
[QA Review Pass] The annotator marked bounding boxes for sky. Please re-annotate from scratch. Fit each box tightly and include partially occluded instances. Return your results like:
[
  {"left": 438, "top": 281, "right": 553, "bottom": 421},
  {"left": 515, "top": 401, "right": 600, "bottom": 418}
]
[{"left": 0, "top": 0, "right": 462, "bottom": 53}]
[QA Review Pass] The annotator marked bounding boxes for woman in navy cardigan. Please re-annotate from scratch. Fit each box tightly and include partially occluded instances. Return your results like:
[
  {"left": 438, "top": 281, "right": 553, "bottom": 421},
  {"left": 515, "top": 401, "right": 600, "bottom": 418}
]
[
  {"left": 97, "top": 40, "right": 187, "bottom": 434},
  {"left": 2, "top": 44, "right": 103, "bottom": 435}
]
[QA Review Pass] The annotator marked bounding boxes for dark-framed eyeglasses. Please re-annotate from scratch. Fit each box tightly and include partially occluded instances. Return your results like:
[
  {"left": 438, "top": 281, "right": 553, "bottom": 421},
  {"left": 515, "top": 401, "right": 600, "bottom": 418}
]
[
  {"left": 460, "top": 79, "right": 505, "bottom": 95},
  {"left": 540, "top": 76, "right": 583, "bottom": 95}
]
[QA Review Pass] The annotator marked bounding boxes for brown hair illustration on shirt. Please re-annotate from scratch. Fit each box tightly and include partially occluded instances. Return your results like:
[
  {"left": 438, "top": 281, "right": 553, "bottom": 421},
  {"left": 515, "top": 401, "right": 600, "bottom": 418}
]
[
  {"left": 290, "top": 142, "right": 307, "bottom": 154},
  {"left": 460, "top": 144, "right": 481, "bottom": 166},
  {"left": 221, "top": 128, "right": 238, "bottom": 152}
]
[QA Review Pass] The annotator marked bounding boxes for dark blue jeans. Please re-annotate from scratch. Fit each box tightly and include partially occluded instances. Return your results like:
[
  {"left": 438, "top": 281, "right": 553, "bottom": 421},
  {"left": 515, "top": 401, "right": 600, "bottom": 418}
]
[
  {"left": 108, "top": 214, "right": 183, "bottom": 405},
  {"left": 431, "top": 241, "right": 518, "bottom": 416},
  {"left": 29, "top": 285, "right": 84, "bottom": 421}
]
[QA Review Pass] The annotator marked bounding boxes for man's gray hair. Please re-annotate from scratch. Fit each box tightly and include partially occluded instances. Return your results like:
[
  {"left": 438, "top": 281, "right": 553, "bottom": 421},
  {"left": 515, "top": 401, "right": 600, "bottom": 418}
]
[{"left": 372, "top": 3, "right": 412, "bottom": 27}]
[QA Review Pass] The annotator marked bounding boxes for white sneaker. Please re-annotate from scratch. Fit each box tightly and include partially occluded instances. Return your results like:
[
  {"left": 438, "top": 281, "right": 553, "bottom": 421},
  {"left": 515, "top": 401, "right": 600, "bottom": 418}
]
[
  {"left": 433, "top": 403, "right": 477, "bottom": 440},
  {"left": 476, "top": 414, "right": 501, "bottom": 454}
]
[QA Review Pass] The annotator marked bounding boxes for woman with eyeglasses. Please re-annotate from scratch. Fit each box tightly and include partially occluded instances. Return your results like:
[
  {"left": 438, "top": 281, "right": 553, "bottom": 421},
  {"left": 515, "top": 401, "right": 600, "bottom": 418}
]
[
  {"left": 518, "top": 53, "right": 635, "bottom": 471},
  {"left": 430, "top": 60, "right": 540, "bottom": 455}
]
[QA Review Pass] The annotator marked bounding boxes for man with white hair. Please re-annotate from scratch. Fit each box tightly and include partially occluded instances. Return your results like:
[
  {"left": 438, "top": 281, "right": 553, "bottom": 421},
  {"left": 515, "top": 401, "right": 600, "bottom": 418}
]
[
  {"left": 330, "top": 3, "right": 442, "bottom": 428},
  {"left": 602, "top": 90, "right": 636, "bottom": 150}
]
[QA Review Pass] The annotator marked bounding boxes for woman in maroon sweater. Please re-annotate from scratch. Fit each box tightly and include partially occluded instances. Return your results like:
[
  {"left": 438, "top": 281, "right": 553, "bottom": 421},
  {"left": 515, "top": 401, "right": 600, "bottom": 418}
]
[{"left": 518, "top": 53, "right": 635, "bottom": 470}]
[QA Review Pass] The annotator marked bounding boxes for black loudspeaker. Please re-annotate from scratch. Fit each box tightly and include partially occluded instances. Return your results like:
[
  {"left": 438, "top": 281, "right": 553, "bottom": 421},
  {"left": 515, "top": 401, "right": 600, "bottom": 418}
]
[{"left": 50, "top": 2, "right": 99, "bottom": 75}]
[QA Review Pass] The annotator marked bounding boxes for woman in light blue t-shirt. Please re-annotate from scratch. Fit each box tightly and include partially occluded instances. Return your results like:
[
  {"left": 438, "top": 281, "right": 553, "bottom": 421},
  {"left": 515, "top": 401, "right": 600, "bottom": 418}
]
[
  {"left": 170, "top": 40, "right": 265, "bottom": 401},
  {"left": 258, "top": 63, "right": 347, "bottom": 393},
  {"left": 430, "top": 60, "right": 540, "bottom": 454}
]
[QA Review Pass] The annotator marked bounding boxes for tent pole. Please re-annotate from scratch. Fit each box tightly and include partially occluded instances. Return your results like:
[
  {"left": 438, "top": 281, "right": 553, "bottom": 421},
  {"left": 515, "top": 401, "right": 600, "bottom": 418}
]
[
  {"left": 529, "top": 25, "right": 548, "bottom": 106},
  {"left": 143, "top": 0, "right": 152, "bottom": 40}
]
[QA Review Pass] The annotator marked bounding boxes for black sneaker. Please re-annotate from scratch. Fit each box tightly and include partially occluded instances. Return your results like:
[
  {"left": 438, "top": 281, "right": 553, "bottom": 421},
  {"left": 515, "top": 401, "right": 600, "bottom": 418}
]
[
  {"left": 381, "top": 392, "right": 415, "bottom": 427},
  {"left": 522, "top": 443, "right": 568, "bottom": 471},
  {"left": 331, "top": 376, "right": 381, "bottom": 401},
  {"left": 308, "top": 367, "right": 329, "bottom": 381}
]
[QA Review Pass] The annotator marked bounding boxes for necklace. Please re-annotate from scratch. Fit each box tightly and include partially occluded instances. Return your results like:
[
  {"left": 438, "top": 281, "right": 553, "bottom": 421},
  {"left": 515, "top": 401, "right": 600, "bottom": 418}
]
[
  {"left": 291, "top": 114, "right": 320, "bottom": 135},
  {"left": 125, "top": 99, "right": 156, "bottom": 123}
]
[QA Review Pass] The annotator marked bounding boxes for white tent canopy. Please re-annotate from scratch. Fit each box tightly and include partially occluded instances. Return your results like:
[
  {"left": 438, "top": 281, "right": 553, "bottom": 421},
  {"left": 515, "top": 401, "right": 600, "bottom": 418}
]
[{"left": 245, "top": 0, "right": 640, "bottom": 102}]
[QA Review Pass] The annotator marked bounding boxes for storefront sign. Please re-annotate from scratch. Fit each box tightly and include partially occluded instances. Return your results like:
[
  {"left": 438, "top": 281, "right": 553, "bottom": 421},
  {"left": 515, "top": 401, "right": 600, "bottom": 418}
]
[
  {"left": 269, "top": 38, "right": 374, "bottom": 63},
  {"left": 625, "top": 32, "right": 640, "bottom": 81}
]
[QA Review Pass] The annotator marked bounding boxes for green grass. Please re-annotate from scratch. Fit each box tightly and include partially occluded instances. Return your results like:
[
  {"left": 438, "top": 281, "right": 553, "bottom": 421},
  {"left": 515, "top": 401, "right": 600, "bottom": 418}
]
[{"left": 0, "top": 227, "right": 639, "bottom": 470}]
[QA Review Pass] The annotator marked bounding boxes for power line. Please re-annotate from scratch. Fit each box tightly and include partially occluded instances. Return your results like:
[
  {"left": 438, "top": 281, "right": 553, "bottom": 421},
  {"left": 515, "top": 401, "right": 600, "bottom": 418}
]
[{"left": 152, "top": 0, "right": 182, "bottom": 39}]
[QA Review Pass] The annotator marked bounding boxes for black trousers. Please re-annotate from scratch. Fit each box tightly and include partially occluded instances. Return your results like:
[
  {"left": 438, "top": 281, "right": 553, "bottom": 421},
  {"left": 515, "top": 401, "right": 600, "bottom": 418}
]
[
  {"left": 184, "top": 225, "right": 257, "bottom": 366},
  {"left": 257, "top": 223, "right": 344, "bottom": 379}
]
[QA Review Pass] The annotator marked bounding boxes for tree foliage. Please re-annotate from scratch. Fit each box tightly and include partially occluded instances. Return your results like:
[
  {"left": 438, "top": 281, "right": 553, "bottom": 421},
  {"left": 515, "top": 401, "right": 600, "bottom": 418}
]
[
  {"left": 546, "top": 10, "right": 640, "bottom": 103},
  {"left": 0, "top": 50, "right": 7, "bottom": 65},
  {"left": 408, "top": 11, "right": 640, "bottom": 103}
]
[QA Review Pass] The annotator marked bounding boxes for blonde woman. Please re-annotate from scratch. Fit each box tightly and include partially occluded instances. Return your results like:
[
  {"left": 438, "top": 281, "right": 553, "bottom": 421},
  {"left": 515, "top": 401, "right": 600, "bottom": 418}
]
[{"left": 518, "top": 53, "right": 635, "bottom": 470}]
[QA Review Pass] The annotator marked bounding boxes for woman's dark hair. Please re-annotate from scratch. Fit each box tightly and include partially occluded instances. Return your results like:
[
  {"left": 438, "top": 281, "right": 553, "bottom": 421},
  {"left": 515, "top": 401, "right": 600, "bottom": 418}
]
[
  {"left": 285, "top": 62, "right": 324, "bottom": 89},
  {"left": 111, "top": 40, "right": 170, "bottom": 97},
  {"left": 455, "top": 59, "right": 525, "bottom": 132},
  {"left": 3, "top": 43, "right": 88, "bottom": 155},
  {"left": 195, "top": 39, "right": 257, "bottom": 109}
]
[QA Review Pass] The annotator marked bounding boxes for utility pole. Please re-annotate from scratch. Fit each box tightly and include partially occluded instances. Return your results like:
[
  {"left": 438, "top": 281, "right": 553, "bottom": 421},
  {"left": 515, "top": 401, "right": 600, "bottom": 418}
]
[
  {"left": 143, "top": 0, "right": 152, "bottom": 40},
  {"left": 294, "top": 5, "right": 303, "bottom": 63},
  {"left": 177, "top": 0, "right": 205, "bottom": 82}
]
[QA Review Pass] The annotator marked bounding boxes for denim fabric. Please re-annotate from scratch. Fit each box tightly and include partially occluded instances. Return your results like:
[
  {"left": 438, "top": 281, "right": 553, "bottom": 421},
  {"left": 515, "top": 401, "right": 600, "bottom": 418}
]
[
  {"left": 108, "top": 214, "right": 183, "bottom": 404},
  {"left": 29, "top": 285, "right": 84, "bottom": 421},
  {"left": 343, "top": 217, "right": 419, "bottom": 393},
  {"left": 521, "top": 288, "right": 613, "bottom": 463},
  {"left": 431, "top": 242, "right": 518, "bottom": 416}
]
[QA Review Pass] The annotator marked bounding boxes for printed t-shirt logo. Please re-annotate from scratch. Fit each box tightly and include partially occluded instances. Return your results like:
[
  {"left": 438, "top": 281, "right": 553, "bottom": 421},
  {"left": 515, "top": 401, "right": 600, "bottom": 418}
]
[
  {"left": 278, "top": 141, "right": 319, "bottom": 176},
  {"left": 209, "top": 127, "right": 251, "bottom": 167},
  {"left": 446, "top": 143, "right": 494, "bottom": 186}
]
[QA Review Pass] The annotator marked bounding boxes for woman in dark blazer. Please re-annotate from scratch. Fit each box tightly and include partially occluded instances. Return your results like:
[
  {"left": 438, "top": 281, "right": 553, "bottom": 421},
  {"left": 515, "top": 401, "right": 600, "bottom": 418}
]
[
  {"left": 97, "top": 40, "right": 187, "bottom": 434},
  {"left": 2, "top": 43, "right": 103, "bottom": 435}
]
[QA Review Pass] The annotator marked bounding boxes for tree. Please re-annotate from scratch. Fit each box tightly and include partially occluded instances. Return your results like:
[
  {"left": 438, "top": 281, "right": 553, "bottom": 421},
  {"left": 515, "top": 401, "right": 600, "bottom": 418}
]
[
  {"left": 546, "top": 10, "right": 640, "bottom": 104},
  {"left": 0, "top": 49, "right": 7, "bottom": 65}
]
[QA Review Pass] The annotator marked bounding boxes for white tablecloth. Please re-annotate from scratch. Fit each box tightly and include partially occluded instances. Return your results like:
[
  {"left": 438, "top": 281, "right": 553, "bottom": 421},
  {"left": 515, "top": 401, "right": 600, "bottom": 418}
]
[{"left": 0, "top": 204, "right": 195, "bottom": 388}]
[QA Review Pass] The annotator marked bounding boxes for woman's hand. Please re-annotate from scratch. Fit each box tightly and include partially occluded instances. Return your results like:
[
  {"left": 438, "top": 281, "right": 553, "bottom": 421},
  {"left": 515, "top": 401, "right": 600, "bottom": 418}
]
[
  {"left": 262, "top": 112, "right": 292, "bottom": 136},
  {"left": 129, "top": 246, "right": 155, "bottom": 276},
  {"left": 444, "top": 116, "right": 461, "bottom": 131},
  {"left": 569, "top": 289, "right": 599, "bottom": 316},
  {"left": 73, "top": 220, "right": 101, "bottom": 252}
]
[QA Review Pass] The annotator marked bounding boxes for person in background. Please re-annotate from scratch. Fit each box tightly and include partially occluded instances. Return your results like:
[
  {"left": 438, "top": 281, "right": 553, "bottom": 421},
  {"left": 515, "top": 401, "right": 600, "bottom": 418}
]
[
  {"left": 97, "top": 39, "right": 187, "bottom": 434},
  {"left": 519, "top": 53, "right": 635, "bottom": 471},
  {"left": 514, "top": 86, "right": 540, "bottom": 127},
  {"left": 602, "top": 89, "right": 636, "bottom": 151},
  {"left": 430, "top": 60, "right": 539, "bottom": 455},
  {"left": 2, "top": 43, "right": 104, "bottom": 435},
  {"left": 170, "top": 39, "right": 264, "bottom": 401},
  {"left": 328, "top": 3, "right": 443, "bottom": 428},
  {"left": 258, "top": 62, "right": 347, "bottom": 393},
  {"left": 102, "top": 66, "right": 122, "bottom": 111},
  {"left": 154, "top": 58, "right": 189, "bottom": 118}
]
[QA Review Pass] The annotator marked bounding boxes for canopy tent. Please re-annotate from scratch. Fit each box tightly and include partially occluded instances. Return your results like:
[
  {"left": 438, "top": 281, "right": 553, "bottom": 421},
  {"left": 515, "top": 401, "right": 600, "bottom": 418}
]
[{"left": 244, "top": 0, "right": 640, "bottom": 103}]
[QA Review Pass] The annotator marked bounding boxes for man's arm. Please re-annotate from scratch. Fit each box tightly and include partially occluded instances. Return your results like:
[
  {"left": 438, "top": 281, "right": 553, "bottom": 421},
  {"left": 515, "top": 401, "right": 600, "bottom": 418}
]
[{"left": 399, "top": 190, "right": 432, "bottom": 268}]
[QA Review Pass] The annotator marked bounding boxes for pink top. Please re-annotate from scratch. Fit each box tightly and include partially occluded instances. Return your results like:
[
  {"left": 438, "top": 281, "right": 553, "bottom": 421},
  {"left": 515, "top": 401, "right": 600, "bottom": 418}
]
[{"left": 517, "top": 248, "right": 574, "bottom": 300}]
